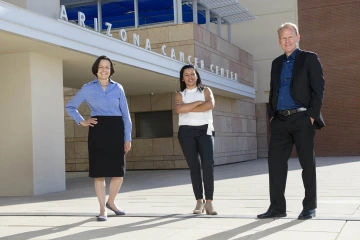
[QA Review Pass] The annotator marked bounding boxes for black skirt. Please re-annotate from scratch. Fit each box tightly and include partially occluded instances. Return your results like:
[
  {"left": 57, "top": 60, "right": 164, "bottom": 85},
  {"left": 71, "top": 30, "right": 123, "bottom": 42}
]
[{"left": 88, "top": 116, "right": 125, "bottom": 178}]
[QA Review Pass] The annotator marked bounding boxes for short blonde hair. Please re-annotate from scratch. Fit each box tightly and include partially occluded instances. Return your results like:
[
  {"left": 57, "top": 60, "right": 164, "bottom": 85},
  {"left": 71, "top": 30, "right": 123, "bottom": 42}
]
[{"left": 277, "top": 22, "right": 299, "bottom": 37}]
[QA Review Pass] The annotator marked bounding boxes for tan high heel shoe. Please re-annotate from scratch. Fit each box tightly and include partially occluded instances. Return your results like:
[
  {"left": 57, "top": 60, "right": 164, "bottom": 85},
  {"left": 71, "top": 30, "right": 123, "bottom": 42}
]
[
  {"left": 193, "top": 200, "right": 205, "bottom": 214},
  {"left": 204, "top": 201, "right": 218, "bottom": 215}
]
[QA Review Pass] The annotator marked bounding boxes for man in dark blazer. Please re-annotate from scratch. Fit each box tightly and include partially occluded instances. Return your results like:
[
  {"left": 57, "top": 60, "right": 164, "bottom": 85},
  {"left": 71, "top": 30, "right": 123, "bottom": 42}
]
[{"left": 257, "top": 22, "right": 325, "bottom": 220}]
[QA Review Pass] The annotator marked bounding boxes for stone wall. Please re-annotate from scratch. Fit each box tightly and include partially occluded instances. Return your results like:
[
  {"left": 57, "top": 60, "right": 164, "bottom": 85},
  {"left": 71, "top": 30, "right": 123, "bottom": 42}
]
[
  {"left": 256, "top": 103, "right": 269, "bottom": 158},
  {"left": 64, "top": 88, "right": 257, "bottom": 171},
  {"left": 113, "top": 23, "right": 253, "bottom": 87}
]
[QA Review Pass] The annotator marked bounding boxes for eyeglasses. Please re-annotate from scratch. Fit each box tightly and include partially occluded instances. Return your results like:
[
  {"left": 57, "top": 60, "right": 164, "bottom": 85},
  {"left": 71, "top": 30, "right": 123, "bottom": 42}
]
[{"left": 98, "top": 66, "right": 111, "bottom": 71}]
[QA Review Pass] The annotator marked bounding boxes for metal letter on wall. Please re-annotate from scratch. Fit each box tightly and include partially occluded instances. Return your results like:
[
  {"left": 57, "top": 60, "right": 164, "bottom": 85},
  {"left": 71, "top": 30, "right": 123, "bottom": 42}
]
[
  {"left": 119, "top": 29, "right": 127, "bottom": 41},
  {"left": 105, "top": 22, "right": 113, "bottom": 37},
  {"left": 171, "top": 48, "right": 176, "bottom": 59},
  {"left": 161, "top": 45, "right": 167, "bottom": 56},
  {"left": 145, "top": 38, "right": 152, "bottom": 50},
  {"left": 133, "top": 34, "right": 140, "bottom": 46},
  {"left": 78, "top": 12, "right": 86, "bottom": 27},
  {"left": 179, "top": 52, "right": 185, "bottom": 62},
  {"left": 59, "top": 5, "right": 68, "bottom": 21}
]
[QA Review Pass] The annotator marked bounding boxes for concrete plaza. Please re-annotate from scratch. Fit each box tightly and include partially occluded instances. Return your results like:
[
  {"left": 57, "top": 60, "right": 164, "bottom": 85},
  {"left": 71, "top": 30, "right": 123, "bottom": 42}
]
[{"left": 1, "top": 157, "right": 360, "bottom": 239}]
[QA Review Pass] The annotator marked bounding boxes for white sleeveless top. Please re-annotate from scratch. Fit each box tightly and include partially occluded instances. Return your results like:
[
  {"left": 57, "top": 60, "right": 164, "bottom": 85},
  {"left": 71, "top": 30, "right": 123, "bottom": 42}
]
[{"left": 179, "top": 87, "right": 214, "bottom": 135}]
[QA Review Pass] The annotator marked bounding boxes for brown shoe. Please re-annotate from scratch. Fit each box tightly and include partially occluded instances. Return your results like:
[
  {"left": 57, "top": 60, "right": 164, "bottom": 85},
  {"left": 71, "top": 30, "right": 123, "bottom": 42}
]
[
  {"left": 193, "top": 200, "right": 205, "bottom": 214},
  {"left": 204, "top": 202, "right": 218, "bottom": 215}
]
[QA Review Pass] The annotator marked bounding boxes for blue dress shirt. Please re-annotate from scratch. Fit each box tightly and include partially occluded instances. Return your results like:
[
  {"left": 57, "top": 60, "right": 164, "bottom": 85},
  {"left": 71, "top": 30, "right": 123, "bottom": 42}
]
[
  {"left": 65, "top": 79, "right": 132, "bottom": 141},
  {"left": 276, "top": 48, "right": 302, "bottom": 111}
]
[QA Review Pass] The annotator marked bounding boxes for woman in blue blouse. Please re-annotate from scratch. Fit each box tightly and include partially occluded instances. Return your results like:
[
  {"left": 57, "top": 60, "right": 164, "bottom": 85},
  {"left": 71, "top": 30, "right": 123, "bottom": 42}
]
[{"left": 65, "top": 55, "right": 132, "bottom": 221}]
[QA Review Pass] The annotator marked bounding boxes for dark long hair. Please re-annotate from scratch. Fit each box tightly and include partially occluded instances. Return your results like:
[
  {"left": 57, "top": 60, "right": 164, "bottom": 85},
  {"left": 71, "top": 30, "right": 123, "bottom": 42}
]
[{"left": 179, "top": 65, "right": 204, "bottom": 92}]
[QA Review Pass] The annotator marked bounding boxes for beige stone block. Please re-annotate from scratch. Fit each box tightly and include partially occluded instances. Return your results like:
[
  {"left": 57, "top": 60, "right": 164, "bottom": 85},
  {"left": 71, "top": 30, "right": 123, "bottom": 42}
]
[
  {"left": 151, "top": 93, "right": 172, "bottom": 111},
  {"left": 75, "top": 142, "right": 88, "bottom": 158},
  {"left": 65, "top": 142, "right": 75, "bottom": 159},
  {"left": 163, "top": 155, "right": 185, "bottom": 160},
  {"left": 77, "top": 102, "right": 91, "bottom": 116},
  {"left": 248, "top": 53, "right": 254, "bottom": 68},
  {"left": 175, "top": 160, "right": 188, "bottom": 169},
  {"left": 238, "top": 136, "right": 248, "bottom": 151},
  {"left": 220, "top": 116, "right": 232, "bottom": 132},
  {"left": 133, "top": 161, "right": 154, "bottom": 170},
  {"left": 64, "top": 96, "right": 73, "bottom": 101},
  {"left": 64, "top": 87, "right": 75, "bottom": 96},
  {"left": 241, "top": 119, "right": 248, "bottom": 133},
  {"left": 173, "top": 137, "right": 183, "bottom": 156},
  {"left": 258, "top": 150, "right": 268, "bottom": 158},
  {"left": 257, "top": 136, "right": 268, "bottom": 150},
  {"left": 210, "top": 52, "right": 222, "bottom": 69},
  {"left": 169, "top": 24, "right": 194, "bottom": 42},
  {"left": 220, "top": 137, "right": 231, "bottom": 153},
  {"left": 154, "top": 161, "right": 175, "bottom": 169},
  {"left": 126, "top": 156, "right": 143, "bottom": 161},
  {"left": 257, "top": 119, "right": 267, "bottom": 134},
  {"left": 231, "top": 117, "right": 241, "bottom": 133},
  {"left": 76, "top": 163, "right": 89, "bottom": 171},
  {"left": 66, "top": 164, "right": 76, "bottom": 172},
  {"left": 133, "top": 139, "right": 153, "bottom": 156},
  {"left": 231, "top": 100, "right": 240, "bottom": 114},
  {"left": 248, "top": 119, "right": 257, "bottom": 133},
  {"left": 215, "top": 156, "right": 228, "bottom": 165},
  {"left": 248, "top": 101, "right": 256, "bottom": 117},
  {"left": 126, "top": 161, "right": 134, "bottom": 170},
  {"left": 173, "top": 114, "right": 179, "bottom": 133},
  {"left": 143, "top": 156, "right": 164, "bottom": 161},
  {"left": 232, "top": 137, "right": 240, "bottom": 152},
  {"left": 147, "top": 26, "right": 169, "bottom": 44},
  {"left": 214, "top": 136, "right": 222, "bottom": 153},
  {"left": 244, "top": 67, "right": 253, "bottom": 84},
  {"left": 69, "top": 137, "right": 87, "bottom": 142},
  {"left": 213, "top": 115, "right": 220, "bottom": 132},
  {"left": 126, "top": 96, "right": 131, "bottom": 112},
  {"left": 171, "top": 92, "right": 177, "bottom": 110},
  {"left": 131, "top": 114, "right": 136, "bottom": 139},
  {"left": 179, "top": 40, "right": 195, "bottom": 46},
  {"left": 197, "top": 25, "right": 211, "bottom": 46},
  {"left": 249, "top": 137, "right": 257, "bottom": 150},
  {"left": 194, "top": 45, "right": 211, "bottom": 71},
  {"left": 130, "top": 95, "right": 151, "bottom": 112},
  {"left": 74, "top": 124, "right": 88, "bottom": 137},
  {"left": 229, "top": 45, "right": 240, "bottom": 61},
  {"left": 126, "top": 29, "right": 148, "bottom": 46},
  {"left": 256, "top": 103, "right": 267, "bottom": 118},
  {"left": 210, "top": 32, "right": 217, "bottom": 49},
  {"left": 66, "top": 158, "right": 77, "bottom": 164},
  {"left": 65, "top": 120, "right": 74, "bottom": 138},
  {"left": 153, "top": 138, "right": 173, "bottom": 156}
]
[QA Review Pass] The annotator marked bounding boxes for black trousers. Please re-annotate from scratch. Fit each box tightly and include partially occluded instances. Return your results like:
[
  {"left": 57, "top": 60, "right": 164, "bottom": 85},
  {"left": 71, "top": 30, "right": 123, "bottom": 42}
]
[
  {"left": 178, "top": 125, "right": 214, "bottom": 200},
  {"left": 268, "top": 112, "right": 317, "bottom": 213}
]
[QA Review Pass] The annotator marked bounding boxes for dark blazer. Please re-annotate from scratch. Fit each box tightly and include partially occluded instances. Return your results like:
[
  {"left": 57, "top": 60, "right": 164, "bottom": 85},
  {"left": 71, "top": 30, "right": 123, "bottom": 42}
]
[{"left": 268, "top": 49, "right": 325, "bottom": 129}]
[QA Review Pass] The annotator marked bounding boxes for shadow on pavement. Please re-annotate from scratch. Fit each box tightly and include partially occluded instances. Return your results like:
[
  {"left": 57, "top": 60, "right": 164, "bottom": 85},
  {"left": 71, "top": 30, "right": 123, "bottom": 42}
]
[
  {"left": 197, "top": 219, "right": 273, "bottom": 240},
  {"left": 0, "top": 157, "right": 358, "bottom": 207},
  {"left": 0, "top": 218, "right": 94, "bottom": 240}
]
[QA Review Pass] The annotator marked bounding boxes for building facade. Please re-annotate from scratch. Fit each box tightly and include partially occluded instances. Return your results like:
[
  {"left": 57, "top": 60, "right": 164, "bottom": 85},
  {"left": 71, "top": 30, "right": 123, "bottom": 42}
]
[{"left": 1, "top": 0, "right": 358, "bottom": 196}]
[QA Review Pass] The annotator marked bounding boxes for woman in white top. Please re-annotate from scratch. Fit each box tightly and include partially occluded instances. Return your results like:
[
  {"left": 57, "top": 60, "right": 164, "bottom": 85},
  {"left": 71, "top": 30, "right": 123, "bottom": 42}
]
[{"left": 175, "top": 65, "right": 217, "bottom": 215}]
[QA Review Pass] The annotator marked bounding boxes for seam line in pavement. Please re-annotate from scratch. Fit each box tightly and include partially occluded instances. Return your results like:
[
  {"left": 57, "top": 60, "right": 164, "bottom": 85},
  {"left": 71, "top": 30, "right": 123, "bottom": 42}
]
[{"left": 1, "top": 213, "right": 360, "bottom": 221}]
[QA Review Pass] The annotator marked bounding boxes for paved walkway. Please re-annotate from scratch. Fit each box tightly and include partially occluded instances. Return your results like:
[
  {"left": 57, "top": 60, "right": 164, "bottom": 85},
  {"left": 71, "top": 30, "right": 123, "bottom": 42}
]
[{"left": 1, "top": 157, "right": 360, "bottom": 239}]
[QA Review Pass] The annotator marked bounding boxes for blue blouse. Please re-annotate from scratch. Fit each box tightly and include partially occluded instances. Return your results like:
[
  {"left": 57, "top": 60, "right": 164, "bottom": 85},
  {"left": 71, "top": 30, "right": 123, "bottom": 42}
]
[{"left": 65, "top": 79, "right": 132, "bottom": 141}]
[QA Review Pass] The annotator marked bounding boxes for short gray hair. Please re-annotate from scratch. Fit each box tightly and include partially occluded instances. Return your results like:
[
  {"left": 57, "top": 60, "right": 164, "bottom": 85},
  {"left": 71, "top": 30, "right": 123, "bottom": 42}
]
[{"left": 277, "top": 22, "right": 299, "bottom": 37}]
